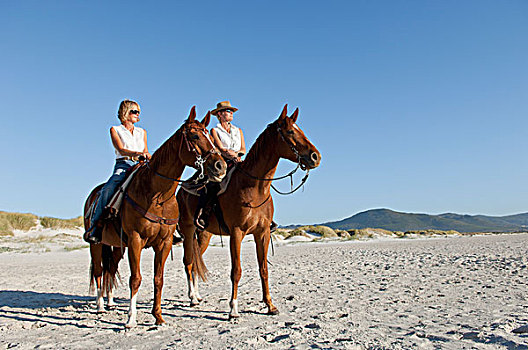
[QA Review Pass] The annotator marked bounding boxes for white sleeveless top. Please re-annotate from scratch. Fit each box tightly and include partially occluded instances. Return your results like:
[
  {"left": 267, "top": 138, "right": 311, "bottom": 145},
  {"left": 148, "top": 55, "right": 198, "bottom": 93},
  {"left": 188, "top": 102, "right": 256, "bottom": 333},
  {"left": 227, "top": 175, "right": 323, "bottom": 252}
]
[
  {"left": 112, "top": 125, "right": 146, "bottom": 159},
  {"left": 213, "top": 123, "right": 242, "bottom": 152}
]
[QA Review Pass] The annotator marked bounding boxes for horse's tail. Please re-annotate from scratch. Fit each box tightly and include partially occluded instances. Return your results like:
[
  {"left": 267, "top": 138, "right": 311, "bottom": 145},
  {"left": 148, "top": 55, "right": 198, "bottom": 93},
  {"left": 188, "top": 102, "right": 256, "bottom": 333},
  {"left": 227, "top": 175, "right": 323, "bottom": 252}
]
[
  {"left": 192, "top": 233, "right": 209, "bottom": 282},
  {"left": 85, "top": 184, "right": 105, "bottom": 294},
  {"left": 102, "top": 244, "right": 123, "bottom": 296}
]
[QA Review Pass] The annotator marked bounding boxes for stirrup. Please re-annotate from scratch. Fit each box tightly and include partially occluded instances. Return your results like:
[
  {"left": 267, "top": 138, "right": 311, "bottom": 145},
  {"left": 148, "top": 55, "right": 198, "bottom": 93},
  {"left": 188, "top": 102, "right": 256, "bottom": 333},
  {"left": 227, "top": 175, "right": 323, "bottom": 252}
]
[
  {"left": 194, "top": 206, "right": 212, "bottom": 231},
  {"left": 194, "top": 215, "right": 207, "bottom": 231}
]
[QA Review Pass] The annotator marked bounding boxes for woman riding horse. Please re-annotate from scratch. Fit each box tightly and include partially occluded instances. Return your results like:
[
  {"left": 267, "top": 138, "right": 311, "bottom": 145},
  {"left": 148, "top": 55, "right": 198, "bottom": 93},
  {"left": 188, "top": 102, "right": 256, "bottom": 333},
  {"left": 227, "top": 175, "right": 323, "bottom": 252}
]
[
  {"left": 194, "top": 101, "right": 246, "bottom": 230},
  {"left": 176, "top": 105, "right": 321, "bottom": 319},
  {"left": 84, "top": 107, "right": 227, "bottom": 327},
  {"left": 84, "top": 99, "right": 151, "bottom": 244}
]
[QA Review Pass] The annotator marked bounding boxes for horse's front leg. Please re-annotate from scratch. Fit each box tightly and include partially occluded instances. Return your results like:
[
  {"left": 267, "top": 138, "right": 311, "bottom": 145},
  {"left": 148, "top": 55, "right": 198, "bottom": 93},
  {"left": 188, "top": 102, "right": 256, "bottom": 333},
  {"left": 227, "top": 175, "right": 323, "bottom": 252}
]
[
  {"left": 255, "top": 229, "right": 278, "bottom": 315},
  {"left": 152, "top": 237, "right": 172, "bottom": 325},
  {"left": 125, "top": 233, "right": 143, "bottom": 328},
  {"left": 90, "top": 244, "right": 105, "bottom": 312},
  {"left": 229, "top": 230, "right": 243, "bottom": 319}
]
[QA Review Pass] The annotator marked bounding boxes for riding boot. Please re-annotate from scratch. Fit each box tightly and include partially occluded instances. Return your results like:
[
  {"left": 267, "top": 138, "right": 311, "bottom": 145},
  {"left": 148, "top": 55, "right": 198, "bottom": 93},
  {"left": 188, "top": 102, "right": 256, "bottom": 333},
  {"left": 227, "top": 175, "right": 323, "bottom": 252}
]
[
  {"left": 194, "top": 182, "right": 220, "bottom": 231},
  {"left": 172, "top": 234, "right": 183, "bottom": 244},
  {"left": 270, "top": 220, "right": 278, "bottom": 233},
  {"left": 84, "top": 220, "right": 103, "bottom": 244}
]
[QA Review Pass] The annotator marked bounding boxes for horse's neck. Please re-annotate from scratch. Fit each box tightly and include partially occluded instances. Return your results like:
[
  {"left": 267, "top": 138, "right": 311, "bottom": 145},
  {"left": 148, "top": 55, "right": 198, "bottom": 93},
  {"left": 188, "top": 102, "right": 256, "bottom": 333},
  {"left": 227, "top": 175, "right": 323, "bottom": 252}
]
[
  {"left": 136, "top": 135, "right": 185, "bottom": 202},
  {"left": 239, "top": 146, "right": 280, "bottom": 194}
]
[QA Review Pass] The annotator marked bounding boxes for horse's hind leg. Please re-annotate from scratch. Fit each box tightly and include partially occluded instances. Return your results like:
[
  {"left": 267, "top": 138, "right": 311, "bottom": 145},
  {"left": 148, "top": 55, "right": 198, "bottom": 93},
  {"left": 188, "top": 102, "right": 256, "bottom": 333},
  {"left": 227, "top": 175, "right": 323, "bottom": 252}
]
[
  {"left": 106, "top": 247, "right": 124, "bottom": 308},
  {"left": 191, "top": 231, "right": 213, "bottom": 303},
  {"left": 254, "top": 231, "right": 278, "bottom": 315},
  {"left": 152, "top": 239, "right": 171, "bottom": 325},
  {"left": 183, "top": 226, "right": 199, "bottom": 306}
]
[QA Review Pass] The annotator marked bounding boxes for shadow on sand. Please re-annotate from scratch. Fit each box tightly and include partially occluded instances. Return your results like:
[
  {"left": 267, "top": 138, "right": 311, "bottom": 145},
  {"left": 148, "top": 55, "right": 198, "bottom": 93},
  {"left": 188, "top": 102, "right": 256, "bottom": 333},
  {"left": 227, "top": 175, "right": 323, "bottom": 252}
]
[{"left": 0, "top": 290, "right": 92, "bottom": 309}]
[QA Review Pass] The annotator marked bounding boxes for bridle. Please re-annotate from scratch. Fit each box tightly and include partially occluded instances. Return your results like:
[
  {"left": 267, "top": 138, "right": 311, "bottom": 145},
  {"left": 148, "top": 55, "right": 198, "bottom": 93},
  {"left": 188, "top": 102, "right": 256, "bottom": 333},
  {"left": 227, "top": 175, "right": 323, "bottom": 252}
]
[
  {"left": 238, "top": 122, "right": 311, "bottom": 196},
  {"left": 146, "top": 125, "right": 220, "bottom": 184}
]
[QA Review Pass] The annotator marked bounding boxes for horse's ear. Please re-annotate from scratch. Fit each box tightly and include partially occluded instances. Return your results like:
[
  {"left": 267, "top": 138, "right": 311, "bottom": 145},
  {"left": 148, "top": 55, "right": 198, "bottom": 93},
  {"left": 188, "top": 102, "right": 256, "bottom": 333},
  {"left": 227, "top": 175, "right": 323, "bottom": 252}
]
[
  {"left": 290, "top": 108, "right": 299, "bottom": 123},
  {"left": 201, "top": 111, "right": 211, "bottom": 127},
  {"left": 279, "top": 104, "right": 288, "bottom": 120},
  {"left": 187, "top": 106, "right": 196, "bottom": 122}
]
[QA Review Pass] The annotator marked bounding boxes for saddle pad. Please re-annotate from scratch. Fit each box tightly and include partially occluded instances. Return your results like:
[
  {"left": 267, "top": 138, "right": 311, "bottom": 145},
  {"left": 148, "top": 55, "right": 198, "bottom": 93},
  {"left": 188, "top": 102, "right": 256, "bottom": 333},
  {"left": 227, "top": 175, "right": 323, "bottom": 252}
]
[{"left": 105, "top": 164, "right": 143, "bottom": 216}]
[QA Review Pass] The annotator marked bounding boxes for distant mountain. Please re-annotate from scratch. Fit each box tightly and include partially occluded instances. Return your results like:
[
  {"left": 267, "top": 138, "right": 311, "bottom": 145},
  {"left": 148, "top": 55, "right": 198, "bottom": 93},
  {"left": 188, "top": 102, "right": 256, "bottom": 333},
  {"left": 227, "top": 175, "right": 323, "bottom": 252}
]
[{"left": 320, "top": 209, "right": 528, "bottom": 233}]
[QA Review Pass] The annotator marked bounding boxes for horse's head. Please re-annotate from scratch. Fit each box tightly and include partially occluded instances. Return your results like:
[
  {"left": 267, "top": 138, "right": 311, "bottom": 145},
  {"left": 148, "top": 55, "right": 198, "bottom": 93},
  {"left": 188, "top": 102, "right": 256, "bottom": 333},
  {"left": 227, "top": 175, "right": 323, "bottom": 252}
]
[
  {"left": 180, "top": 106, "right": 227, "bottom": 182},
  {"left": 272, "top": 104, "right": 321, "bottom": 170}
]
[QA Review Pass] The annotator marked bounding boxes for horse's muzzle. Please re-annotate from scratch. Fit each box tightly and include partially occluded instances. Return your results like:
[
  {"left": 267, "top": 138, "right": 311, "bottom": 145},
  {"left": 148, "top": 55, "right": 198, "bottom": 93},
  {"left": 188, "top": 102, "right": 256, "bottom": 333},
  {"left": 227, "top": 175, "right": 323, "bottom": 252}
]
[
  {"left": 301, "top": 151, "right": 321, "bottom": 169},
  {"left": 207, "top": 159, "right": 227, "bottom": 182}
]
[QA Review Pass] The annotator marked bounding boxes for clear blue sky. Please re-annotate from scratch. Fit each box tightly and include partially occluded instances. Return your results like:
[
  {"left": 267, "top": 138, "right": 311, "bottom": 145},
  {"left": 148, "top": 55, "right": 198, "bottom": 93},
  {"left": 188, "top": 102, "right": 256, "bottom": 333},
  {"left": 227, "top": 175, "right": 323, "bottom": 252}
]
[{"left": 2, "top": 1, "right": 527, "bottom": 224}]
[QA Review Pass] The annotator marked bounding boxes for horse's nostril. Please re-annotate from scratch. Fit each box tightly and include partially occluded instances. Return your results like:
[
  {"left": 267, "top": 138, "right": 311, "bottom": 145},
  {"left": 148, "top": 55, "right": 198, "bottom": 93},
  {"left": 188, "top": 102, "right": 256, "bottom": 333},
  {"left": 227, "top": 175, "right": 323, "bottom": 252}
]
[
  {"left": 215, "top": 160, "right": 225, "bottom": 172},
  {"left": 311, "top": 152, "right": 319, "bottom": 163}
]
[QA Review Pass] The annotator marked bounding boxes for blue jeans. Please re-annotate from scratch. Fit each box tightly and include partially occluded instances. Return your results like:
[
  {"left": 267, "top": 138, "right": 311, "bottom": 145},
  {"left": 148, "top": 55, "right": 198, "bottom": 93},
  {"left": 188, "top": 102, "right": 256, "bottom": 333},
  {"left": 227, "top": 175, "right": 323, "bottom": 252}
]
[{"left": 90, "top": 159, "right": 136, "bottom": 227}]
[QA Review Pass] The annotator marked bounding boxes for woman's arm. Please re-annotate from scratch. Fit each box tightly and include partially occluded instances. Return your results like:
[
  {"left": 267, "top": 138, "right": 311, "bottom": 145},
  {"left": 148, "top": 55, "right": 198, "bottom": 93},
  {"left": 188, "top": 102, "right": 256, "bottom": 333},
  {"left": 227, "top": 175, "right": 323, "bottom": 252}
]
[
  {"left": 238, "top": 129, "right": 246, "bottom": 156},
  {"left": 142, "top": 130, "right": 151, "bottom": 159}
]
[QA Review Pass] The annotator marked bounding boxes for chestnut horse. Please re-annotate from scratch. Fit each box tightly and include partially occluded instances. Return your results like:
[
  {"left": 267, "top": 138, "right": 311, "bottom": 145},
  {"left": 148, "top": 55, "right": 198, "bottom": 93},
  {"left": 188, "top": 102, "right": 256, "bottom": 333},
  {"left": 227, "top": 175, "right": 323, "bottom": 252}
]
[
  {"left": 176, "top": 105, "right": 321, "bottom": 319},
  {"left": 83, "top": 107, "right": 227, "bottom": 328}
]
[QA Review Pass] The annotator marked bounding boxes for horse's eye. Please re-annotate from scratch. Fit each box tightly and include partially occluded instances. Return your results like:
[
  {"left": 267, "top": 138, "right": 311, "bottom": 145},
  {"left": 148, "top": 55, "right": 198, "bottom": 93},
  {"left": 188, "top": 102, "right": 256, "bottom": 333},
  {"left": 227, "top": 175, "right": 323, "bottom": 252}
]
[
  {"left": 191, "top": 134, "right": 200, "bottom": 140},
  {"left": 286, "top": 130, "right": 294, "bottom": 135}
]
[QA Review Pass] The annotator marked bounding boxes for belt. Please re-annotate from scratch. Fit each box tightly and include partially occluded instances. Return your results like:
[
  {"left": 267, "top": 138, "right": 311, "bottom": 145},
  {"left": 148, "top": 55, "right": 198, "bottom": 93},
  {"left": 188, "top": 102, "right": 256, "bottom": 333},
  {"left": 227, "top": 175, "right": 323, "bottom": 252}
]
[{"left": 117, "top": 156, "right": 140, "bottom": 161}]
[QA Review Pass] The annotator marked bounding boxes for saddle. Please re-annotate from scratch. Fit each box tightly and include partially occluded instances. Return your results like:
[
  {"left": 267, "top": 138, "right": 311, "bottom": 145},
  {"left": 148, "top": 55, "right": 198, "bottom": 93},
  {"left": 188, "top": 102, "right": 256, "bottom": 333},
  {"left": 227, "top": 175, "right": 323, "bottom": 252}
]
[
  {"left": 105, "top": 163, "right": 144, "bottom": 217},
  {"left": 85, "top": 163, "right": 144, "bottom": 228}
]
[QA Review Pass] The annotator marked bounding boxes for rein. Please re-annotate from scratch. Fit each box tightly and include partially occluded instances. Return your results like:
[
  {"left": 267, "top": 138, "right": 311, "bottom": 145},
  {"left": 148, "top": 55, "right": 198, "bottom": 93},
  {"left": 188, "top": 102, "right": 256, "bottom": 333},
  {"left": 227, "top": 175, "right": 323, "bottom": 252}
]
[{"left": 237, "top": 123, "right": 310, "bottom": 196}]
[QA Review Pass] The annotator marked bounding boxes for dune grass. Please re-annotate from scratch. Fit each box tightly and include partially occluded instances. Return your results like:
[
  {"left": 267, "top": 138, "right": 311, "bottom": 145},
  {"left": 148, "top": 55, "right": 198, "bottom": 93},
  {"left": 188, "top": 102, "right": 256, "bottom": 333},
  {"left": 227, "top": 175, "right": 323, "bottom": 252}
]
[
  {"left": 0, "top": 211, "right": 38, "bottom": 235},
  {"left": 0, "top": 211, "right": 83, "bottom": 236},
  {"left": 63, "top": 244, "right": 89, "bottom": 252},
  {"left": 277, "top": 225, "right": 339, "bottom": 239},
  {"left": 40, "top": 216, "right": 83, "bottom": 229}
]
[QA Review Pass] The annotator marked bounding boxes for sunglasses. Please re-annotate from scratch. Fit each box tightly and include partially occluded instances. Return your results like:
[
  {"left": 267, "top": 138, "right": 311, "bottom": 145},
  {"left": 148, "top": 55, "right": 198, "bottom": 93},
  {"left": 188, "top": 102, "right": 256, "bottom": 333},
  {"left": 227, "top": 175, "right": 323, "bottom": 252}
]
[
  {"left": 130, "top": 110, "right": 140, "bottom": 115},
  {"left": 223, "top": 109, "right": 233, "bottom": 113}
]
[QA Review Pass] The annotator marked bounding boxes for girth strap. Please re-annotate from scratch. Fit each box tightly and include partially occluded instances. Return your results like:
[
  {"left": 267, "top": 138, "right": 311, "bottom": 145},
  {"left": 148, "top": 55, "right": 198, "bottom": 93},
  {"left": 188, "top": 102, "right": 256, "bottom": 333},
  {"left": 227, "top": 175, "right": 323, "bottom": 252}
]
[{"left": 124, "top": 193, "right": 179, "bottom": 225}]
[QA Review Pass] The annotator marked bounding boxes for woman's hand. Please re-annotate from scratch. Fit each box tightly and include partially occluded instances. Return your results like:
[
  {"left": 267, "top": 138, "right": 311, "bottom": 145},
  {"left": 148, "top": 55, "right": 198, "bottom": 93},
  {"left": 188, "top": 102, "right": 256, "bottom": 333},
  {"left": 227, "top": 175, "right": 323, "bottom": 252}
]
[{"left": 135, "top": 151, "right": 151, "bottom": 160}]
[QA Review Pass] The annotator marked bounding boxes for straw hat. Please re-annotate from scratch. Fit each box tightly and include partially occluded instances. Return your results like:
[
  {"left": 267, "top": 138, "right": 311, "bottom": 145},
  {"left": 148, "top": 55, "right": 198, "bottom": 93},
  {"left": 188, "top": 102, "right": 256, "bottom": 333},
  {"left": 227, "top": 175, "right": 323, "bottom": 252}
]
[{"left": 211, "top": 101, "right": 238, "bottom": 115}]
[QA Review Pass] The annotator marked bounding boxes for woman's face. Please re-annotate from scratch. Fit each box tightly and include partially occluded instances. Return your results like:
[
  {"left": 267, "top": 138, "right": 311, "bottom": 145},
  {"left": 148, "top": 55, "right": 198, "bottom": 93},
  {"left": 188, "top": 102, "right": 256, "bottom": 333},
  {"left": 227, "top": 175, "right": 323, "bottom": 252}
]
[
  {"left": 218, "top": 109, "right": 233, "bottom": 123},
  {"left": 127, "top": 105, "right": 141, "bottom": 123}
]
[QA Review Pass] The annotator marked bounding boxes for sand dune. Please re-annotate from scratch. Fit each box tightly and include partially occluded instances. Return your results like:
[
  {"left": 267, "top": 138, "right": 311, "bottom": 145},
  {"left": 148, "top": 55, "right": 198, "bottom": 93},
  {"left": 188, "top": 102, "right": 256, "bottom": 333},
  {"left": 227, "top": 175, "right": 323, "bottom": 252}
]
[{"left": 1, "top": 233, "right": 527, "bottom": 349}]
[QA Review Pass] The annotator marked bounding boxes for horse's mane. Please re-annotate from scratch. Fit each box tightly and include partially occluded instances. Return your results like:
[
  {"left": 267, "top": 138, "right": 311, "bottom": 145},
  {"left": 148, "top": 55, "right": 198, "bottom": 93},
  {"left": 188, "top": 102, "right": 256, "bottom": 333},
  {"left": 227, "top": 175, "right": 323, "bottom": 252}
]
[
  {"left": 148, "top": 127, "right": 183, "bottom": 170},
  {"left": 241, "top": 122, "right": 277, "bottom": 170}
]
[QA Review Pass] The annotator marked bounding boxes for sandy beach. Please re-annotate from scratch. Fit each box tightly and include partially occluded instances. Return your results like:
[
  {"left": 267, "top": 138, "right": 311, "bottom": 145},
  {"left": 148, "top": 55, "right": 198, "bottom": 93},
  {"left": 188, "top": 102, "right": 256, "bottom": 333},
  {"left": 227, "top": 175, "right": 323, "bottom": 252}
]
[{"left": 1, "top": 233, "right": 527, "bottom": 349}]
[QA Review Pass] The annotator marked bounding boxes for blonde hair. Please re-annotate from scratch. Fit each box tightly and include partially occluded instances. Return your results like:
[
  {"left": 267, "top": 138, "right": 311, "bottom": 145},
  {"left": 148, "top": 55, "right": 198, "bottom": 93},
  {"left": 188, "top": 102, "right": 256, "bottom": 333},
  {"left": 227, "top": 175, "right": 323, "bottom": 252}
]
[{"left": 117, "top": 99, "right": 140, "bottom": 123}]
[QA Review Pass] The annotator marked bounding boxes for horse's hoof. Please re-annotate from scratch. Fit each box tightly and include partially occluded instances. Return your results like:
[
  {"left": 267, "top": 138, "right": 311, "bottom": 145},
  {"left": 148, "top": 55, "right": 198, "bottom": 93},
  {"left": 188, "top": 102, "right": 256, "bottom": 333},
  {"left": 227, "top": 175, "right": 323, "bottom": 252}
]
[
  {"left": 154, "top": 318, "right": 165, "bottom": 326},
  {"left": 96, "top": 304, "right": 106, "bottom": 313},
  {"left": 228, "top": 313, "right": 240, "bottom": 321},
  {"left": 125, "top": 321, "right": 137, "bottom": 329},
  {"left": 268, "top": 308, "right": 279, "bottom": 316}
]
